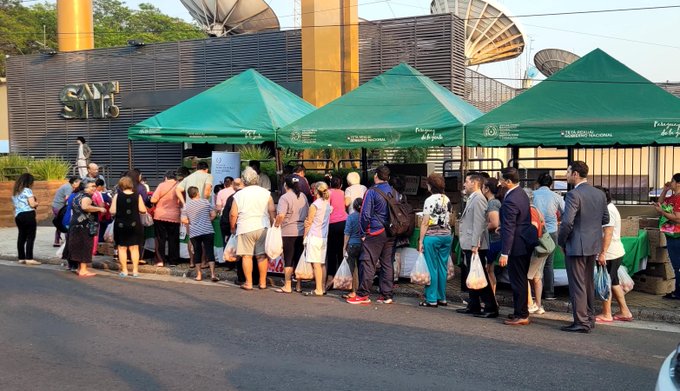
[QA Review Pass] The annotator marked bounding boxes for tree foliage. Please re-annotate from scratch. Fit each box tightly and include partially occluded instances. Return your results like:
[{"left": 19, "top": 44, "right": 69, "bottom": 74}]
[{"left": 0, "top": 0, "right": 205, "bottom": 76}]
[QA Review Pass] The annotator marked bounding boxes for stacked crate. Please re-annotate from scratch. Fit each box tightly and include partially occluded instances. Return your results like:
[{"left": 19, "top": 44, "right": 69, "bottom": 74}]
[{"left": 635, "top": 218, "right": 676, "bottom": 295}]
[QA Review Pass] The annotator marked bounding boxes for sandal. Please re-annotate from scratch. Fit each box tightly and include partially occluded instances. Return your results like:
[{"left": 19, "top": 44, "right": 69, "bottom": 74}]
[
  {"left": 258, "top": 285, "right": 267, "bottom": 290},
  {"left": 613, "top": 314, "right": 634, "bottom": 322},
  {"left": 274, "top": 288, "right": 292, "bottom": 294},
  {"left": 118, "top": 272, "right": 128, "bottom": 278},
  {"left": 78, "top": 272, "right": 96, "bottom": 278},
  {"left": 418, "top": 301, "right": 438, "bottom": 308},
  {"left": 596, "top": 316, "right": 613, "bottom": 323},
  {"left": 211, "top": 277, "right": 219, "bottom": 283},
  {"left": 303, "top": 290, "right": 325, "bottom": 297},
  {"left": 189, "top": 264, "right": 195, "bottom": 269},
  {"left": 240, "top": 285, "right": 253, "bottom": 291}
]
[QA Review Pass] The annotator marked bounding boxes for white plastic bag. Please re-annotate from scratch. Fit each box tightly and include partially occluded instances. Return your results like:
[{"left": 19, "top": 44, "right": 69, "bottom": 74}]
[
  {"left": 223, "top": 235, "right": 237, "bottom": 262},
  {"left": 410, "top": 252, "right": 431, "bottom": 285},
  {"left": 265, "top": 226, "right": 283, "bottom": 259},
  {"left": 333, "top": 258, "right": 352, "bottom": 290},
  {"left": 104, "top": 221, "right": 114, "bottom": 243},
  {"left": 446, "top": 256, "right": 455, "bottom": 281},
  {"left": 294, "top": 250, "right": 314, "bottom": 280},
  {"left": 56, "top": 242, "right": 66, "bottom": 258},
  {"left": 618, "top": 265, "right": 634, "bottom": 294},
  {"left": 466, "top": 252, "right": 488, "bottom": 290}
]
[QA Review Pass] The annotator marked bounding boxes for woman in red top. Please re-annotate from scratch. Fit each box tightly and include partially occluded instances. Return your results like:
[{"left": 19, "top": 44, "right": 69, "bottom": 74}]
[{"left": 655, "top": 173, "right": 680, "bottom": 300}]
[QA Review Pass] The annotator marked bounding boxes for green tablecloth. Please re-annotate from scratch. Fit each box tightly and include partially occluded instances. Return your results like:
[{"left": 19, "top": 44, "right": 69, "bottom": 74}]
[{"left": 436, "top": 229, "right": 648, "bottom": 273}]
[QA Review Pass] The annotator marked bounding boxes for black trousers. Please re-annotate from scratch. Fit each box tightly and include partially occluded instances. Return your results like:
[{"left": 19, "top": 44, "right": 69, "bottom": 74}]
[
  {"left": 464, "top": 250, "right": 498, "bottom": 312},
  {"left": 508, "top": 253, "right": 531, "bottom": 318},
  {"left": 326, "top": 220, "right": 346, "bottom": 276},
  {"left": 357, "top": 231, "right": 395, "bottom": 299},
  {"left": 154, "top": 220, "right": 180, "bottom": 265},
  {"left": 190, "top": 234, "right": 215, "bottom": 263},
  {"left": 15, "top": 210, "right": 36, "bottom": 260}
]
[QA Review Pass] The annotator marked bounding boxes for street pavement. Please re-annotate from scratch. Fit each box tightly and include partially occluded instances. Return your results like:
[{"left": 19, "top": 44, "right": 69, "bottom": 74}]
[{"left": 0, "top": 261, "right": 677, "bottom": 391}]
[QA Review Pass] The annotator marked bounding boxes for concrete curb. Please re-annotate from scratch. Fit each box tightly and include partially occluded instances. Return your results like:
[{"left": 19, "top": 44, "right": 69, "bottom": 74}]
[{"left": 4, "top": 254, "right": 680, "bottom": 324}]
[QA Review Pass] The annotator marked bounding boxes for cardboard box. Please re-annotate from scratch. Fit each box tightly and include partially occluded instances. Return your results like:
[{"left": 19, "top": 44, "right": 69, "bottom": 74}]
[
  {"left": 643, "top": 261, "right": 676, "bottom": 280},
  {"left": 645, "top": 228, "right": 667, "bottom": 249},
  {"left": 648, "top": 247, "right": 670, "bottom": 263},
  {"left": 638, "top": 217, "right": 660, "bottom": 229},
  {"left": 620, "top": 217, "right": 640, "bottom": 237},
  {"left": 633, "top": 275, "right": 675, "bottom": 295}
]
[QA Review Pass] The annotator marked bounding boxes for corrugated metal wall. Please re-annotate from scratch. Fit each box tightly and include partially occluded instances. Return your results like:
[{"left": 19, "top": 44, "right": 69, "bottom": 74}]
[
  {"left": 7, "top": 14, "right": 508, "bottom": 183},
  {"left": 6, "top": 31, "right": 303, "bottom": 185}
]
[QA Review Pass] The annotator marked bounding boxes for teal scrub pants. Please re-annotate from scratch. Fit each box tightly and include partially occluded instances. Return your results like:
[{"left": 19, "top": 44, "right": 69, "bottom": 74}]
[{"left": 423, "top": 234, "right": 452, "bottom": 304}]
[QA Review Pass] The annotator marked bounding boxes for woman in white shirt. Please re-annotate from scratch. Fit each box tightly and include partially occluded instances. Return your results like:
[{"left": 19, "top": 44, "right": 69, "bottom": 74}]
[{"left": 594, "top": 187, "right": 634, "bottom": 323}]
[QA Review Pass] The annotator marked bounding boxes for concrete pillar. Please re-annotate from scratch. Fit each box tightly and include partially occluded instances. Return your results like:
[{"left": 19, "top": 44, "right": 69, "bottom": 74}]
[
  {"left": 57, "top": 0, "right": 94, "bottom": 52},
  {"left": 302, "top": 0, "right": 358, "bottom": 107}
]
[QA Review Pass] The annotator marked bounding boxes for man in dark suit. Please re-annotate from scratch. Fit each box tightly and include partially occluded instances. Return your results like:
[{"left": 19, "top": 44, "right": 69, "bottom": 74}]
[
  {"left": 498, "top": 168, "right": 538, "bottom": 326},
  {"left": 558, "top": 161, "right": 609, "bottom": 333}
]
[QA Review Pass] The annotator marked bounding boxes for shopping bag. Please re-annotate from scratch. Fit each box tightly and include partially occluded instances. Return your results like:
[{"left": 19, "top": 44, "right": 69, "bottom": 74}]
[
  {"left": 446, "top": 256, "right": 455, "bottom": 281},
  {"left": 140, "top": 212, "right": 154, "bottom": 227},
  {"left": 264, "top": 226, "right": 283, "bottom": 259},
  {"left": 466, "top": 252, "right": 488, "bottom": 290},
  {"left": 223, "top": 235, "right": 237, "bottom": 262},
  {"left": 56, "top": 242, "right": 66, "bottom": 258},
  {"left": 104, "top": 221, "right": 114, "bottom": 244},
  {"left": 294, "top": 250, "right": 314, "bottom": 280},
  {"left": 594, "top": 265, "right": 611, "bottom": 301},
  {"left": 179, "top": 224, "right": 187, "bottom": 240},
  {"left": 333, "top": 258, "right": 352, "bottom": 290},
  {"left": 410, "top": 253, "right": 431, "bottom": 285},
  {"left": 617, "top": 265, "right": 634, "bottom": 294}
]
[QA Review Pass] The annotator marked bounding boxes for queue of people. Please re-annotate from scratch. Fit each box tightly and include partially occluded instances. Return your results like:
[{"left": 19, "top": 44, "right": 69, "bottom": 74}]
[{"left": 13, "top": 156, "right": 679, "bottom": 334}]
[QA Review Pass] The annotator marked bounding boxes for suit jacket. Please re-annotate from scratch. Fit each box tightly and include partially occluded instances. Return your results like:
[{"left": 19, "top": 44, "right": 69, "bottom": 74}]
[
  {"left": 459, "top": 190, "right": 489, "bottom": 250},
  {"left": 500, "top": 186, "right": 538, "bottom": 256},
  {"left": 558, "top": 182, "right": 610, "bottom": 257}
]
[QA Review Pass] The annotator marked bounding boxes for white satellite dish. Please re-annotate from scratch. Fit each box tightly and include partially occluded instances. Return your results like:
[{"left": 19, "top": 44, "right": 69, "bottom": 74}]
[
  {"left": 179, "top": 0, "right": 280, "bottom": 37},
  {"left": 534, "top": 48, "right": 580, "bottom": 77},
  {"left": 430, "top": 0, "right": 525, "bottom": 66}
]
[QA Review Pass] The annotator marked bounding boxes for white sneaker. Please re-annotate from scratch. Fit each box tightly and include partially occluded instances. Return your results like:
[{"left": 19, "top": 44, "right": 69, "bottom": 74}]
[
  {"left": 528, "top": 304, "right": 539, "bottom": 314},
  {"left": 18, "top": 260, "right": 25, "bottom": 264},
  {"left": 536, "top": 306, "right": 545, "bottom": 315},
  {"left": 24, "top": 260, "right": 41, "bottom": 265}
]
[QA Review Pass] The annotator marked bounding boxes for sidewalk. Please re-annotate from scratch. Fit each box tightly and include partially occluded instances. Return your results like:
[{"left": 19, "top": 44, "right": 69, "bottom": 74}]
[{"left": 3, "top": 226, "right": 680, "bottom": 324}]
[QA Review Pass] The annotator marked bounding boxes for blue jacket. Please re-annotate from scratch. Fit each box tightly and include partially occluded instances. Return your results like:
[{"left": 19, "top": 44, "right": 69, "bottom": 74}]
[{"left": 360, "top": 182, "right": 392, "bottom": 236}]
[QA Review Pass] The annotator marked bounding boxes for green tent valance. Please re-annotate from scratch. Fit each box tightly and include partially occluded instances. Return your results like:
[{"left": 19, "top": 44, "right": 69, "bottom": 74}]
[
  {"left": 128, "top": 69, "right": 315, "bottom": 144},
  {"left": 465, "top": 49, "right": 680, "bottom": 147},
  {"left": 277, "top": 63, "right": 482, "bottom": 149}
]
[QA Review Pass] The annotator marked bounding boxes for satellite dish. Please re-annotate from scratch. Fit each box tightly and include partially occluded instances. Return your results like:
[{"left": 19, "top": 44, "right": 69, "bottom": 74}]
[
  {"left": 430, "top": 0, "right": 525, "bottom": 66},
  {"left": 179, "top": 0, "right": 280, "bottom": 37},
  {"left": 534, "top": 49, "right": 580, "bottom": 77}
]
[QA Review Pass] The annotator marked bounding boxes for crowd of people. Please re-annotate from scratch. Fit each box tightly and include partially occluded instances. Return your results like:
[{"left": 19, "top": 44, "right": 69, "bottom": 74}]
[{"left": 11, "top": 152, "right": 680, "bottom": 332}]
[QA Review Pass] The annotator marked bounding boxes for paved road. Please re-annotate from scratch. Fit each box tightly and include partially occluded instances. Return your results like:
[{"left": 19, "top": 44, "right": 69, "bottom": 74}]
[{"left": 0, "top": 262, "right": 676, "bottom": 391}]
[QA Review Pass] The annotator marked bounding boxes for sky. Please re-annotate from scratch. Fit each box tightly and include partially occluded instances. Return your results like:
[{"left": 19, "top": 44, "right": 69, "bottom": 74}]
[{"left": 118, "top": 0, "right": 680, "bottom": 87}]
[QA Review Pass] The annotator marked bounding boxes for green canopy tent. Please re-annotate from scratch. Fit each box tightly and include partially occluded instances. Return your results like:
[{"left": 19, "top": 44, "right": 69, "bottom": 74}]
[
  {"left": 128, "top": 69, "right": 315, "bottom": 144},
  {"left": 465, "top": 49, "right": 680, "bottom": 147},
  {"left": 277, "top": 63, "right": 482, "bottom": 149}
]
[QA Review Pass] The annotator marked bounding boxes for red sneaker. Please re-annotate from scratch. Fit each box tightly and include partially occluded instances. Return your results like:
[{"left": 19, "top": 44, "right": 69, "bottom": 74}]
[{"left": 346, "top": 295, "right": 371, "bottom": 305}]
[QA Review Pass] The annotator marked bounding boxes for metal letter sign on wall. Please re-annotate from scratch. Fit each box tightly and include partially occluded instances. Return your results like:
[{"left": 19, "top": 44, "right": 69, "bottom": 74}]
[{"left": 60, "top": 81, "right": 120, "bottom": 119}]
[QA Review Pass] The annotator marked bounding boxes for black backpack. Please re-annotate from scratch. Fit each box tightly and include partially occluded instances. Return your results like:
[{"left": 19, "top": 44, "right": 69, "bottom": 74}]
[
  {"left": 373, "top": 187, "right": 415, "bottom": 238},
  {"left": 53, "top": 205, "right": 69, "bottom": 233}
]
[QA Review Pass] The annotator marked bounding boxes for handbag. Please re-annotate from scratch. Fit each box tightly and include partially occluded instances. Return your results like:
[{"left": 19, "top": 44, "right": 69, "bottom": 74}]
[
  {"left": 140, "top": 212, "right": 154, "bottom": 227},
  {"left": 534, "top": 231, "right": 556, "bottom": 255}
]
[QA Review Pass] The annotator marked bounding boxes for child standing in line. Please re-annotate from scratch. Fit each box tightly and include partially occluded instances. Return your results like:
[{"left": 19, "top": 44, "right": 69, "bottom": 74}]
[{"left": 182, "top": 186, "right": 218, "bottom": 282}]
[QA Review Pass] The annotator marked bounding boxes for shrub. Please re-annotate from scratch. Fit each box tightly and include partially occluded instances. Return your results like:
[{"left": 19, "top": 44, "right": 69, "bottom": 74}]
[{"left": 29, "top": 156, "right": 71, "bottom": 181}]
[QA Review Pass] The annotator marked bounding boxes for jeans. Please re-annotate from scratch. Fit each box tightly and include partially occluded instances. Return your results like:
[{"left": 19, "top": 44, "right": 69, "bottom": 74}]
[
  {"left": 542, "top": 231, "right": 558, "bottom": 297},
  {"left": 357, "top": 231, "right": 395, "bottom": 299},
  {"left": 15, "top": 211, "right": 36, "bottom": 260},
  {"left": 666, "top": 236, "right": 680, "bottom": 298}
]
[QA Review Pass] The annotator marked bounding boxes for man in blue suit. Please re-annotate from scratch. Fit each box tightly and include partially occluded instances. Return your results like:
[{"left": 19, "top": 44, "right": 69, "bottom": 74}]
[
  {"left": 558, "top": 161, "right": 609, "bottom": 333},
  {"left": 498, "top": 167, "right": 538, "bottom": 326}
]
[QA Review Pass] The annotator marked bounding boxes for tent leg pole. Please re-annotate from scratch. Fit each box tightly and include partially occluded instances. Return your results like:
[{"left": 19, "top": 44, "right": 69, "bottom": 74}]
[
  {"left": 275, "top": 145, "right": 283, "bottom": 195},
  {"left": 128, "top": 140, "right": 133, "bottom": 170},
  {"left": 511, "top": 147, "right": 520, "bottom": 169},
  {"left": 361, "top": 148, "right": 368, "bottom": 184}
]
